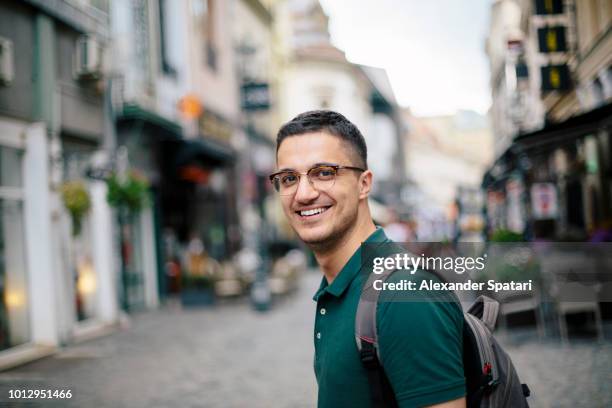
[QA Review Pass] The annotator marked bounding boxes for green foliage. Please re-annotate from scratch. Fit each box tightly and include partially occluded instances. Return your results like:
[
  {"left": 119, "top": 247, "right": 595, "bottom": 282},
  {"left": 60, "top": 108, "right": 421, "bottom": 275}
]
[
  {"left": 106, "top": 171, "right": 150, "bottom": 213},
  {"left": 490, "top": 229, "right": 524, "bottom": 242},
  {"left": 60, "top": 180, "right": 91, "bottom": 236},
  {"left": 182, "top": 274, "right": 215, "bottom": 290}
]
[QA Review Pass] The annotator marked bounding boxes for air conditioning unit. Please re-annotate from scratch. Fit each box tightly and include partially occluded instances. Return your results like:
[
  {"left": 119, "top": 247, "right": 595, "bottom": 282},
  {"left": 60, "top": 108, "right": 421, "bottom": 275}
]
[
  {"left": 74, "top": 35, "right": 102, "bottom": 79},
  {"left": 0, "top": 37, "right": 15, "bottom": 85}
]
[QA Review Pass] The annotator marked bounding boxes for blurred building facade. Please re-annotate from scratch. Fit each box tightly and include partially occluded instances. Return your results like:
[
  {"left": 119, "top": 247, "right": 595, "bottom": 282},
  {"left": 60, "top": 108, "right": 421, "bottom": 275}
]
[
  {"left": 274, "top": 0, "right": 408, "bottom": 219},
  {"left": 0, "top": 0, "right": 284, "bottom": 370},
  {"left": 0, "top": 0, "right": 119, "bottom": 368},
  {"left": 486, "top": 0, "right": 546, "bottom": 157},
  {"left": 232, "top": 0, "right": 280, "bottom": 247},
  {"left": 484, "top": 0, "right": 612, "bottom": 240},
  {"left": 402, "top": 109, "right": 493, "bottom": 240},
  {"left": 0, "top": 0, "right": 414, "bottom": 370}
]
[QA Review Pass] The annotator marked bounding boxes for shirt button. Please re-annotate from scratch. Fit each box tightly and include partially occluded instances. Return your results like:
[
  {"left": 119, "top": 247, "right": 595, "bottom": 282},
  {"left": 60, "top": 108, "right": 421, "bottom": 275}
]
[
  {"left": 316, "top": 332, "right": 321, "bottom": 340},
  {"left": 320, "top": 308, "right": 326, "bottom": 315}
]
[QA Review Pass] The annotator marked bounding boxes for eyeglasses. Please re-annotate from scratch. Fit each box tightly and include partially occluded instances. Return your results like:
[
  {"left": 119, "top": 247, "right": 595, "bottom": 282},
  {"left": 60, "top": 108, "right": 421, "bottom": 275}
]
[{"left": 268, "top": 164, "right": 365, "bottom": 196}]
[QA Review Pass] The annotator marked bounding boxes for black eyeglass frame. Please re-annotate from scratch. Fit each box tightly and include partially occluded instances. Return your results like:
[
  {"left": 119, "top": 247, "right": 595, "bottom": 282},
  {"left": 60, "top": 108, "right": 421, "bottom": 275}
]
[{"left": 268, "top": 164, "right": 366, "bottom": 194}]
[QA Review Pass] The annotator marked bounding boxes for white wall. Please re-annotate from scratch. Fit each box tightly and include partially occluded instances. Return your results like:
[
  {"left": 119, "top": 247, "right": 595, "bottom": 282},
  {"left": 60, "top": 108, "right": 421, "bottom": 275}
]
[
  {"left": 188, "top": 0, "right": 240, "bottom": 120},
  {"left": 368, "top": 113, "right": 396, "bottom": 179},
  {"left": 90, "top": 178, "right": 119, "bottom": 323},
  {"left": 110, "top": 0, "right": 156, "bottom": 107},
  {"left": 231, "top": 0, "right": 276, "bottom": 138},
  {"left": 156, "top": 0, "right": 191, "bottom": 121},
  {"left": 407, "top": 145, "right": 484, "bottom": 207},
  {"left": 283, "top": 61, "right": 370, "bottom": 131},
  {"left": 24, "top": 123, "right": 59, "bottom": 346}
]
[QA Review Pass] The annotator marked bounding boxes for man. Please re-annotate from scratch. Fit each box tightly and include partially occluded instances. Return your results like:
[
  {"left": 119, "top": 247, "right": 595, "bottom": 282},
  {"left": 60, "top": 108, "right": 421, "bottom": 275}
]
[{"left": 270, "top": 110, "right": 465, "bottom": 408}]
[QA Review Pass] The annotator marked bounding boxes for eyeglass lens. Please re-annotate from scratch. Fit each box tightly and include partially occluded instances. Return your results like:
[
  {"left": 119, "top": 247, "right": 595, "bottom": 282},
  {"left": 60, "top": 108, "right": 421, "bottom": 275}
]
[{"left": 273, "top": 166, "right": 337, "bottom": 196}]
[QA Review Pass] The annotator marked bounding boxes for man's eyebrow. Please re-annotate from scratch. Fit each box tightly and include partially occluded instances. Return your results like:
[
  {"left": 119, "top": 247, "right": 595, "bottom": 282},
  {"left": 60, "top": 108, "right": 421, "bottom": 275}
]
[{"left": 276, "top": 162, "right": 339, "bottom": 172}]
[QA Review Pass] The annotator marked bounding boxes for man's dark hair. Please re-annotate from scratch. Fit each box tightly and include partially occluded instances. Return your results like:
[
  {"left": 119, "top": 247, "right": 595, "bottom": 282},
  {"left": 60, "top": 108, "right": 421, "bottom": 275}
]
[{"left": 276, "top": 110, "right": 368, "bottom": 169}]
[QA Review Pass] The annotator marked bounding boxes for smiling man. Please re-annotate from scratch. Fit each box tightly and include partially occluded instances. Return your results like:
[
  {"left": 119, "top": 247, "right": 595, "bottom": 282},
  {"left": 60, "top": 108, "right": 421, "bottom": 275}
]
[{"left": 270, "top": 110, "right": 466, "bottom": 408}]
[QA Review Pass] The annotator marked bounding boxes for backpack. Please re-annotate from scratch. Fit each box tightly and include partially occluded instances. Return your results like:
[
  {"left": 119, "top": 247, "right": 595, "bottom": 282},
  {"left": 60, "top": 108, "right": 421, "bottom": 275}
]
[{"left": 355, "top": 270, "right": 531, "bottom": 408}]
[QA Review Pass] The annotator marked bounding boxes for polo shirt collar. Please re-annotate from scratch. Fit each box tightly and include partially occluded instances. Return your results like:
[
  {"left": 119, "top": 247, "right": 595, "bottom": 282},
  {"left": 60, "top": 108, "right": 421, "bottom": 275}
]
[{"left": 313, "top": 227, "right": 389, "bottom": 301}]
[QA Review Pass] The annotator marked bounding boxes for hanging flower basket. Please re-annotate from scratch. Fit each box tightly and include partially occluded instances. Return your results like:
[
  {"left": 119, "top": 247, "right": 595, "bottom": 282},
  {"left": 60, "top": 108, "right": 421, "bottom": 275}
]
[
  {"left": 60, "top": 180, "right": 91, "bottom": 236},
  {"left": 106, "top": 171, "right": 150, "bottom": 213}
]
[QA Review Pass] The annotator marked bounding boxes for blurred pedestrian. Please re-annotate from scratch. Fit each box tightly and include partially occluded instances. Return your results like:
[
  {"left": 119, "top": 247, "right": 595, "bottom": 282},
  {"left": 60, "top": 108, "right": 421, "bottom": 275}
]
[
  {"left": 383, "top": 210, "right": 415, "bottom": 242},
  {"left": 270, "top": 110, "right": 465, "bottom": 408},
  {"left": 187, "top": 234, "right": 207, "bottom": 276}
]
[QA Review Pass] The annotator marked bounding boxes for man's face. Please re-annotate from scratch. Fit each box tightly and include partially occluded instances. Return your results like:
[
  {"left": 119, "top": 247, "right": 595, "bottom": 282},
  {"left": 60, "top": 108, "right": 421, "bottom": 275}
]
[{"left": 276, "top": 132, "right": 367, "bottom": 248}]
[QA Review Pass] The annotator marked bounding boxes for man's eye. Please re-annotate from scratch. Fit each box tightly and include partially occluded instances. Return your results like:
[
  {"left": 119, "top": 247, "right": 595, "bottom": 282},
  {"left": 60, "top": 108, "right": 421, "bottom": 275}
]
[
  {"left": 312, "top": 168, "right": 335, "bottom": 179},
  {"left": 281, "top": 174, "right": 298, "bottom": 185}
]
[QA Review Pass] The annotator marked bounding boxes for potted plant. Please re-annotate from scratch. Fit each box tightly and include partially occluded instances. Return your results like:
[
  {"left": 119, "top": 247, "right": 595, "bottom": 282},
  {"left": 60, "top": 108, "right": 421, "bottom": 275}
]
[
  {"left": 106, "top": 170, "right": 150, "bottom": 311},
  {"left": 60, "top": 180, "right": 91, "bottom": 236},
  {"left": 106, "top": 170, "right": 150, "bottom": 214},
  {"left": 180, "top": 274, "right": 216, "bottom": 307}
]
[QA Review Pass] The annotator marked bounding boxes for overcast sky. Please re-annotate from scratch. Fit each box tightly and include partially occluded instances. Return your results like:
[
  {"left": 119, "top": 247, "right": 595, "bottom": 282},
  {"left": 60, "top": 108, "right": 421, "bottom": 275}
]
[{"left": 319, "top": 0, "right": 493, "bottom": 117}]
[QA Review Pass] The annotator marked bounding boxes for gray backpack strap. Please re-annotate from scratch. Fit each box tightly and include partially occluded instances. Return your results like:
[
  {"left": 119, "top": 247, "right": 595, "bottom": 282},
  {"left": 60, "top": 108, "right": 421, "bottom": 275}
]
[
  {"left": 467, "top": 295, "right": 499, "bottom": 332},
  {"left": 355, "top": 270, "right": 394, "bottom": 354},
  {"left": 465, "top": 296, "right": 530, "bottom": 408},
  {"left": 356, "top": 270, "right": 399, "bottom": 408}
]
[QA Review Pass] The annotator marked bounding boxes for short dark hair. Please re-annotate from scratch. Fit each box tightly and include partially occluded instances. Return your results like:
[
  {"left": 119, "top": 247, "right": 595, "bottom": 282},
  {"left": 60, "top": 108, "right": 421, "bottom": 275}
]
[{"left": 276, "top": 110, "right": 368, "bottom": 169}]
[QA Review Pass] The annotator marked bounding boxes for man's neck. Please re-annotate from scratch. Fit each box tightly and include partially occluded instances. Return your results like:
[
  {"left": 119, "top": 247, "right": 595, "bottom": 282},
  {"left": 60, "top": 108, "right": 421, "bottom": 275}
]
[{"left": 314, "top": 217, "right": 377, "bottom": 284}]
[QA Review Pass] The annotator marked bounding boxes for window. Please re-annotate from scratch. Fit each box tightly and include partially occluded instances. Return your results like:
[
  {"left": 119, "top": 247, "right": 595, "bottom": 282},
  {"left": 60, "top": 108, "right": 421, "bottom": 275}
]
[
  {"left": 204, "top": 0, "right": 217, "bottom": 71},
  {"left": 159, "top": 0, "right": 177, "bottom": 77},
  {"left": 0, "top": 145, "right": 30, "bottom": 351}
]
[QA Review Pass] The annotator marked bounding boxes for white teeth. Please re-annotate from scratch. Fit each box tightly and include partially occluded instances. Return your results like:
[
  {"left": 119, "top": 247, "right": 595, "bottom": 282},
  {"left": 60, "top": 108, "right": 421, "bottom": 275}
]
[{"left": 300, "top": 207, "right": 327, "bottom": 216}]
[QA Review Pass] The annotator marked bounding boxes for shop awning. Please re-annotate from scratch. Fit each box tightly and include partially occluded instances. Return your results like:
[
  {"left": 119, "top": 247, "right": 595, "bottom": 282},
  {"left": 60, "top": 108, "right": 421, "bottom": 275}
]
[
  {"left": 515, "top": 101, "right": 612, "bottom": 151},
  {"left": 483, "top": 101, "right": 612, "bottom": 188},
  {"left": 117, "top": 104, "right": 183, "bottom": 140},
  {"left": 173, "top": 137, "right": 236, "bottom": 168}
]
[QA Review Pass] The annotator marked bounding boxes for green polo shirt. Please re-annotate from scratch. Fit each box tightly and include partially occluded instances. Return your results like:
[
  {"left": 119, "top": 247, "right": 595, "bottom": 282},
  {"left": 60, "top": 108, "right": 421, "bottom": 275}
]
[{"left": 312, "top": 228, "right": 465, "bottom": 407}]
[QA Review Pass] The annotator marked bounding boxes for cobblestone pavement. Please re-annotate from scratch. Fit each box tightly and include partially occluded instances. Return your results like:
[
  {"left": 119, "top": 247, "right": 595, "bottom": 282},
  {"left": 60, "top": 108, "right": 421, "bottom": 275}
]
[
  {"left": 1, "top": 271, "right": 611, "bottom": 408},
  {"left": 0, "top": 273, "right": 322, "bottom": 408},
  {"left": 496, "top": 331, "right": 612, "bottom": 408}
]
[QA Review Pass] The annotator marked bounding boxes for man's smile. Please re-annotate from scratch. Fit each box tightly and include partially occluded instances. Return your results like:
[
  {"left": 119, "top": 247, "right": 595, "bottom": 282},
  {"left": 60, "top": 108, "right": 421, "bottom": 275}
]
[{"left": 294, "top": 205, "right": 332, "bottom": 220}]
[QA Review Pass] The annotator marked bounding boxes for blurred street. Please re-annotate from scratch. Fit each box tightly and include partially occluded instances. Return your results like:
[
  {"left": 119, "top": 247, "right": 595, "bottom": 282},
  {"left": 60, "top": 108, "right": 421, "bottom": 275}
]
[
  {"left": 0, "top": 274, "right": 319, "bottom": 408},
  {"left": 0, "top": 269, "right": 610, "bottom": 407},
  {"left": 498, "top": 333, "right": 612, "bottom": 408}
]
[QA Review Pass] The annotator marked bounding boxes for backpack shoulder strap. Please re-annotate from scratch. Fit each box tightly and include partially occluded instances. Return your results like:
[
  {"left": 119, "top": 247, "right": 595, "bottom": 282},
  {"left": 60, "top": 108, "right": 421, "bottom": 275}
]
[
  {"left": 467, "top": 295, "right": 499, "bottom": 332},
  {"left": 356, "top": 270, "right": 398, "bottom": 408},
  {"left": 355, "top": 244, "right": 454, "bottom": 407}
]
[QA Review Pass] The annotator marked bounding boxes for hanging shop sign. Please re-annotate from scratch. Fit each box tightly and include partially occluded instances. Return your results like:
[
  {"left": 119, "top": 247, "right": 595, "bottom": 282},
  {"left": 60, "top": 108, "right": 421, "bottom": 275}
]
[
  {"left": 178, "top": 94, "right": 203, "bottom": 120},
  {"left": 506, "top": 178, "right": 526, "bottom": 233},
  {"left": 531, "top": 182, "right": 558, "bottom": 220},
  {"left": 537, "top": 26, "right": 567, "bottom": 53},
  {"left": 241, "top": 82, "right": 270, "bottom": 111},
  {"left": 534, "top": 0, "right": 563, "bottom": 15},
  {"left": 179, "top": 165, "right": 211, "bottom": 185},
  {"left": 584, "top": 136, "right": 599, "bottom": 174},
  {"left": 516, "top": 62, "right": 529, "bottom": 79},
  {"left": 540, "top": 64, "right": 571, "bottom": 91},
  {"left": 198, "top": 110, "right": 233, "bottom": 144}
]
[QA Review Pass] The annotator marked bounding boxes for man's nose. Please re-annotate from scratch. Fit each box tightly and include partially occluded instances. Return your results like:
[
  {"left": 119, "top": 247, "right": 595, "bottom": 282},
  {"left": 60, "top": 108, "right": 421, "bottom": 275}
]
[{"left": 294, "top": 175, "right": 319, "bottom": 202}]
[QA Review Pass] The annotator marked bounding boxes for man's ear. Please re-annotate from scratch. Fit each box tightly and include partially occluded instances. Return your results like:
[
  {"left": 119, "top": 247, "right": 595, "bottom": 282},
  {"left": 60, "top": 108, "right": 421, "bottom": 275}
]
[{"left": 358, "top": 170, "right": 373, "bottom": 200}]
